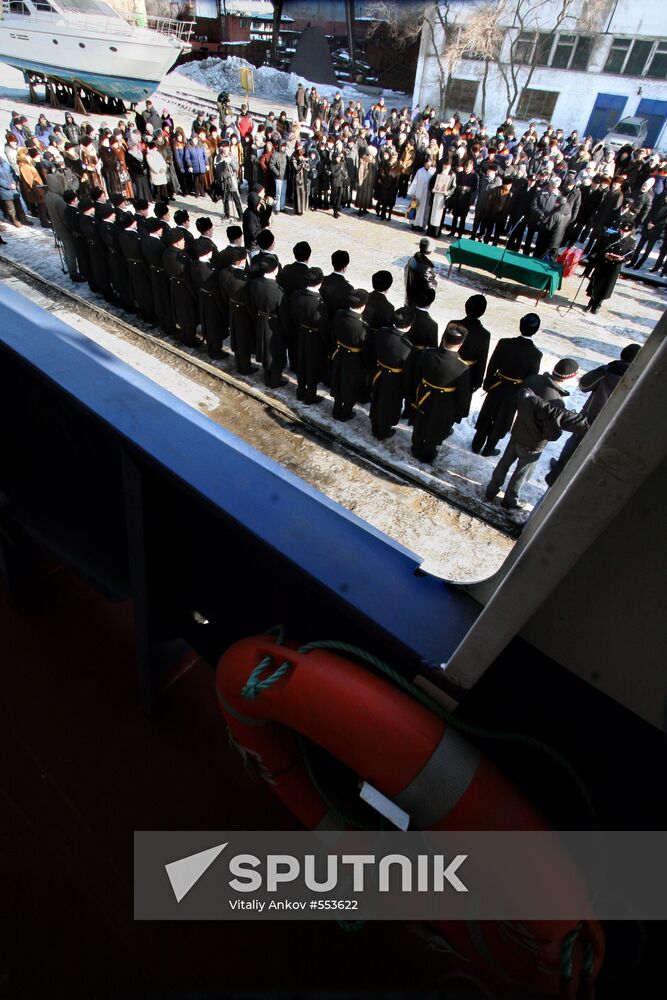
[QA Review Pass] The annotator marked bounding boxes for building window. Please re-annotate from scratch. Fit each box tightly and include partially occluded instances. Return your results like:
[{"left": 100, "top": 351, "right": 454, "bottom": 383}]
[
  {"left": 646, "top": 41, "right": 667, "bottom": 79},
  {"left": 514, "top": 31, "right": 536, "bottom": 64},
  {"left": 623, "top": 39, "right": 653, "bottom": 76},
  {"left": 570, "top": 36, "right": 593, "bottom": 71},
  {"left": 604, "top": 37, "right": 631, "bottom": 73},
  {"left": 551, "top": 33, "right": 576, "bottom": 69},
  {"left": 534, "top": 33, "right": 553, "bottom": 66},
  {"left": 516, "top": 88, "right": 559, "bottom": 120},
  {"left": 446, "top": 78, "right": 479, "bottom": 113}
]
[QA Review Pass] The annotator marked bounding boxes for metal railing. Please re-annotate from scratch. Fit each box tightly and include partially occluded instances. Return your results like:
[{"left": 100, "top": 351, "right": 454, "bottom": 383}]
[{"left": 0, "top": 3, "right": 193, "bottom": 43}]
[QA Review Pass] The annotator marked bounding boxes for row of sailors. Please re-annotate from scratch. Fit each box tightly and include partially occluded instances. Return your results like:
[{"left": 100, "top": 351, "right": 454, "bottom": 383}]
[{"left": 59, "top": 198, "right": 482, "bottom": 461}]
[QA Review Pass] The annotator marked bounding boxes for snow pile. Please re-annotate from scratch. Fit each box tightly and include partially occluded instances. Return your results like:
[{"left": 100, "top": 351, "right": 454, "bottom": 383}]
[{"left": 177, "top": 56, "right": 407, "bottom": 110}]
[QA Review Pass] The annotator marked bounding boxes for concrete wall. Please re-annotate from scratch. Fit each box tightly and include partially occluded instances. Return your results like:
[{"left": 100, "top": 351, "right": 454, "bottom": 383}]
[{"left": 413, "top": 0, "right": 667, "bottom": 145}]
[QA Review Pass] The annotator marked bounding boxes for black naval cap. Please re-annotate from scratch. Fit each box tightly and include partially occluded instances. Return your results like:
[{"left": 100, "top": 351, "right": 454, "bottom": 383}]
[
  {"left": 196, "top": 216, "right": 213, "bottom": 233},
  {"left": 465, "top": 293, "right": 487, "bottom": 319},
  {"left": 116, "top": 211, "right": 135, "bottom": 230},
  {"left": 412, "top": 287, "right": 436, "bottom": 308},
  {"left": 78, "top": 197, "right": 93, "bottom": 212},
  {"left": 193, "top": 237, "right": 214, "bottom": 258},
  {"left": 226, "top": 225, "right": 243, "bottom": 241},
  {"left": 442, "top": 321, "right": 467, "bottom": 347},
  {"left": 133, "top": 198, "right": 149, "bottom": 211},
  {"left": 519, "top": 312, "right": 540, "bottom": 336},
  {"left": 98, "top": 203, "right": 115, "bottom": 221},
  {"left": 348, "top": 288, "right": 369, "bottom": 309},
  {"left": 258, "top": 254, "right": 279, "bottom": 274},
  {"left": 393, "top": 307, "right": 414, "bottom": 329},
  {"left": 166, "top": 228, "right": 186, "bottom": 245},
  {"left": 145, "top": 217, "right": 163, "bottom": 234},
  {"left": 552, "top": 358, "right": 580, "bottom": 381},
  {"left": 293, "top": 240, "right": 311, "bottom": 261},
  {"left": 332, "top": 249, "right": 350, "bottom": 270},
  {"left": 305, "top": 266, "right": 323, "bottom": 286},
  {"left": 110, "top": 192, "right": 126, "bottom": 207},
  {"left": 620, "top": 343, "right": 641, "bottom": 363},
  {"left": 174, "top": 208, "right": 189, "bottom": 225},
  {"left": 257, "top": 229, "right": 275, "bottom": 250},
  {"left": 372, "top": 269, "right": 393, "bottom": 292},
  {"left": 230, "top": 246, "right": 247, "bottom": 263}
]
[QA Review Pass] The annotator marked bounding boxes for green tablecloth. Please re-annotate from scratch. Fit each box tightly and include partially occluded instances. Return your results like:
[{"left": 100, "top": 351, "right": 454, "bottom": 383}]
[{"left": 447, "top": 239, "right": 563, "bottom": 297}]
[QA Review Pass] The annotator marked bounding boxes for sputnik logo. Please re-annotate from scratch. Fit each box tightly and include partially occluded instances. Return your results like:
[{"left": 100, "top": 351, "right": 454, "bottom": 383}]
[{"left": 165, "top": 842, "right": 228, "bottom": 902}]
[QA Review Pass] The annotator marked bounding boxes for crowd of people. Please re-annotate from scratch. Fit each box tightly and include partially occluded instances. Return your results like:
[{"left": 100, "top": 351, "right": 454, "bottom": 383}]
[{"left": 0, "top": 89, "right": 653, "bottom": 509}]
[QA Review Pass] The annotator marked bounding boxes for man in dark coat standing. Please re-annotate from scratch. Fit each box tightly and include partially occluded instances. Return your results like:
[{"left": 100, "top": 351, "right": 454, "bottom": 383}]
[
  {"left": 454, "top": 294, "right": 491, "bottom": 418},
  {"left": 330, "top": 288, "right": 369, "bottom": 421},
  {"left": 320, "top": 249, "right": 354, "bottom": 319},
  {"left": 190, "top": 238, "right": 228, "bottom": 358},
  {"left": 405, "top": 286, "right": 438, "bottom": 418},
  {"left": 277, "top": 240, "right": 312, "bottom": 370},
  {"left": 585, "top": 221, "right": 635, "bottom": 314},
  {"left": 630, "top": 191, "right": 667, "bottom": 270},
  {"left": 220, "top": 246, "right": 256, "bottom": 375},
  {"left": 163, "top": 229, "right": 197, "bottom": 345},
  {"left": 485, "top": 358, "right": 587, "bottom": 510},
  {"left": 370, "top": 307, "right": 413, "bottom": 440},
  {"left": 411, "top": 321, "right": 470, "bottom": 463},
  {"left": 247, "top": 256, "right": 288, "bottom": 388},
  {"left": 362, "top": 269, "right": 395, "bottom": 399},
  {"left": 471, "top": 312, "right": 542, "bottom": 456},
  {"left": 290, "top": 266, "right": 330, "bottom": 404},
  {"left": 141, "top": 216, "right": 171, "bottom": 334},
  {"left": 118, "top": 210, "right": 154, "bottom": 322},
  {"left": 216, "top": 225, "right": 245, "bottom": 271},
  {"left": 404, "top": 237, "right": 437, "bottom": 307}
]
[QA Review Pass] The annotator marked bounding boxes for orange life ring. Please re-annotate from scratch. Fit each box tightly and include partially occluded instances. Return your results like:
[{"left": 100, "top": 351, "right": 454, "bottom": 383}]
[{"left": 216, "top": 634, "right": 604, "bottom": 996}]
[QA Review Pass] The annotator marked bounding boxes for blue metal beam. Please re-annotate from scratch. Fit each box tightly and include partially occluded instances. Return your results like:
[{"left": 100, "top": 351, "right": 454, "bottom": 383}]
[{"left": 0, "top": 285, "right": 479, "bottom": 673}]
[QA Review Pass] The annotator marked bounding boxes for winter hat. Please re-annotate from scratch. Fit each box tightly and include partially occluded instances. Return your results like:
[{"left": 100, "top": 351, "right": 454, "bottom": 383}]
[
  {"left": 372, "top": 269, "right": 393, "bottom": 292},
  {"left": 166, "top": 229, "right": 186, "bottom": 245},
  {"left": 110, "top": 192, "right": 126, "bottom": 207},
  {"left": 552, "top": 358, "right": 580, "bottom": 381},
  {"left": 196, "top": 216, "right": 213, "bottom": 233},
  {"left": 412, "top": 287, "right": 436, "bottom": 308},
  {"left": 348, "top": 288, "right": 369, "bottom": 309},
  {"left": 519, "top": 313, "right": 540, "bottom": 336},
  {"left": 174, "top": 209, "right": 189, "bottom": 225},
  {"left": 419, "top": 237, "right": 436, "bottom": 254},
  {"left": 145, "top": 217, "right": 163, "bottom": 234},
  {"left": 443, "top": 321, "right": 467, "bottom": 347},
  {"left": 98, "top": 203, "right": 115, "bottom": 221},
  {"left": 465, "top": 294, "right": 487, "bottom": 319},
  {"left": 293, "top": 241, "right": 311, "bottom": 261},
  {"left": 305, "top": 266, "right": 324, "bottom": 286},
  {"left": 257, "top": 255, "right": 279, "bottom": 275},
  {"left": 393, "top": 307, "right": 414, "bottom": 330},
  {"left": 133, "top": 198, "right": 149, "bottom": 211},
  {"left": 193, "top": 237, "right": 214, "bottom": 258},
  {"left": 257, "top": 229, "right": 275, "bottom": 250},
  {"left": 226, "top": 225, "right": 243, "bottom": 241},
  {"left": 230, "top": 246, "right": 247, "bottom": 263},
  {"left": 116, "top": 211, "right": 135, "bottom": 230}
]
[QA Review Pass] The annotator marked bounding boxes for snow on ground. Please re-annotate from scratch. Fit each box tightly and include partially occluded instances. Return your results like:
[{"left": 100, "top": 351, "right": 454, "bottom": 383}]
[{"left": 174, "top": 56, "right": 408, "bottom": 112}]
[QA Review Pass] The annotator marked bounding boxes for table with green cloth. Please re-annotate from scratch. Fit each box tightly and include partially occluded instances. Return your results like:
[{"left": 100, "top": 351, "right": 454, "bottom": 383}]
[{"left": 446, "top": 239, "right": 563, "bottom": 300}]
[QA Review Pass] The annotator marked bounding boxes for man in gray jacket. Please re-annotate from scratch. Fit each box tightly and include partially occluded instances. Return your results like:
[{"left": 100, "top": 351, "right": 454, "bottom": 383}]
[
  {"left": 269, "top": 142, "right": 288, "bottom": 213},
  {"left": 485, "top": 358, "right": 587, "bottom": 510}
]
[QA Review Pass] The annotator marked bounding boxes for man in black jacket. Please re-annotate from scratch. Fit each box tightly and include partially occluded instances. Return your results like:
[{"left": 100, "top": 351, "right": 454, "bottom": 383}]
[
  {"left": 190, "top": 238, "right": 227, "bottom": 357},
  {"left": 220, "top": 246, "right": 256, "bottom": 375},
  {"left": 330, "top": 288, "right": 368, "bottom": 421},
  {"left": 118, "top": 211, "right": 154, "bottom": 322},
  {"left": 471, "top": 312, "right": 542, "bottom": 456},
  {"left": 164, "top": 228, "right": 197, "bottom": 344},
  {"left": 247, "top": 256, "right": 288, "bottom": 388},
  {"left": 320, "top": 249, "right": 354, "bottom": 318},
  {"left": 485, "top": 358, "right": 586, "bottom": 510},
  {"left": 278, "top": 240, "right": 312, "bottom": 370},
  {"left": 290, "top": 266, "right": 330, "bottom": 404},
  {"left": 454, "top": 294, "right": 490, "bottom": 418},
  {"left": 630, "top": 190, "right": 667, "bottom": 270},
  {"left": 370, "top": 307, "right": 413, "bottom": 440},
  {"left": 141, "top": 217, "right": 171, "bottom": 333},
  {"left": 216, "top": 225, "right": 245, "bottom": 271},
  {"left": 522, "top": 180, "right": 558, "bottom": 255},
  {"left": 411, "top": 321, "right": 470, "bottom": 463},
  {"left": 362, "top": 269, "right": 395, "bottom": 395},
  {"left": 404, "top": 237, "right": 437, "bottom": 306}
]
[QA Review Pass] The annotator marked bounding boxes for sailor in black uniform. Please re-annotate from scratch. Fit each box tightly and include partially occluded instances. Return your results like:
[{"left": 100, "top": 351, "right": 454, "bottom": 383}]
[
  {"left": 362, "top": 269, "right": 395, "bottom": 399},
  {"left": 118, "top": 211, "right": 154, "bottom": 323},
  {"left": 411, "top": 321, "right": 470, "bottom": 463},
  {"left": 471, "top": 312, "right": 542, "bottom": 456},
  {"left": 141, "top": 217, "right": 171, "bottom": 334},
  {"left": 216, "top": 225, "right": 245, "bottom": 271},
  {"left": 453, "top": 294, "right": 491, "bottom": 418},
  {"left": 289, "top": 266, "right": 329, "bottom": 404},
  {"left": 163, "top": 229, "right": 196, "bottom": 345},
  {"left": 189, "top": 237, "right": 227, "bottom": 357},
  {"left": 247, "top": 256, "right": 288, "bottom": 388},
  {"left": 219, "top": 246, "right": 255, "bottom": 375},
  {"left": 369, "top": 306, "right": 413, "bottom": 440},
  {"left": 330, "top": 288, "right": 369, "bottom": 421}
]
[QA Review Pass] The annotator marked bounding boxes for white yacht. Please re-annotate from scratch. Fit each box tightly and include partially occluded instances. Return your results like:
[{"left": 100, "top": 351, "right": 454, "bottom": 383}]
[{"left": 0, "top": 0, "right": 193, "bottom": 103}]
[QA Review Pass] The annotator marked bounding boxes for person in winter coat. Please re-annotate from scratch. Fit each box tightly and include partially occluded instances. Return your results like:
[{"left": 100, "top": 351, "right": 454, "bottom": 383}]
[
  {"left": 328, "top": 151, "right": 348, "bottom": 219},
  {"left": 246, "top": 255, "right": 288, "bottom": 388},
  {"left": 44, "top": 173, "right": 80, "bottom": 278},
  {"left": 472, "top": 312, "right": 542, "bottom": 456},
  {"left": 146, "top": 142, "right": 168, "bottom": 201},
  {"left": 470, "top": 167, "right": 502, "bottom": 240},
  {"left": 0, "top": 153, "right": 30, "bottom": 228},
  {"left": 184, "top": 136, "right": 208, "bottom": 197},
  {"left": 290, "top": 266, "right": 330, "bottom": 403},
  {"left": 306, "top": 149, "right": 320, "bottom": 211},
  {"left": 215, "top": 144, "right": 243, "bottom": 220},
  {"left": 534, "top": 196, "right": 571, "bottom": 259},
  {"left": 269, "top": 142, "right": 288, "bottom": 212},
  {"left": 34, "top": 114, "right": 53, "bottom": 146},
  {"left": 291, "top": 146, "right": 308, "bottom": 215},
  {"left": 242, "top": 188, "right": 267, "bottom": 254},
  {"left": 330, "top": 288, "right": 369, "bottom": 421},
  {"left": 410, "top": 322, "right": 470, "bottom": 463},
  {"left": 454, "top": 294, "right": 491, "bottom": 418},
  {"left": 448, "top": 160, "right": 478, "bottom": 238},
  {"left": 63, "top": 113, "right": 81, "bottom": 146},
  {"left": 295, "top": 83, "right": 307, "bottom": 122},
  {"left": 17, "top": 148, "right": 49, "bottom": 227},
  {"left": 585, "top": 221, "right": 635, "bottom": 313},
  {"left": 522, "top": 180, "right": 558, "bottom": 255},
  {"left": 356, "top": 147, "right": 378, "bottom": 215},
  {"left": 627, "top": 178, "right": 655, "bottom": 230},
  {"left": 172, "top": 132, "right": 190, "bottom": 195},
  {"left": 404, "top": 236, "right": 437, "bottom": 307},
  {"left": 546, "top": 343, "right": 640, "bottom": 485},
  {"left": 156, "top": 134, "right": 180, "bottom": 198},
  {"left": 630, "top": 190, "right": 667, "bottom": 270},
  {"left": 485, "top": 358, "right": 587, "bottom": 510},
  {"left": 125, "top": 132, "right": 151, "bottom": 202},
  {"left": 482, "top": 182, "right": 513, "bottom": 244}
]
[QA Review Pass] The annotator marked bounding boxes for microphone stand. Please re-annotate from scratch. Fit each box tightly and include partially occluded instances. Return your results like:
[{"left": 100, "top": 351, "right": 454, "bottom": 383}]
[{"left": 487, "top": 215, "right": 525, "bottom": 292}]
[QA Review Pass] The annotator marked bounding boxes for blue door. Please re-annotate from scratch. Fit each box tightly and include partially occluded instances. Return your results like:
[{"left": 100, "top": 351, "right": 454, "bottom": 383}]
[
  {"left": 584, "top": 93, "right": 627, "bottom": 139},
  {"left": 636, "top": 98, "right": 667, "bottom": 149}
]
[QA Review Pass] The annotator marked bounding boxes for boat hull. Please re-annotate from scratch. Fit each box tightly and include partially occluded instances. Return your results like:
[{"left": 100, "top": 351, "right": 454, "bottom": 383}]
[{"left": 2, "top": 54, "right": 165, "bottom": 102}]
